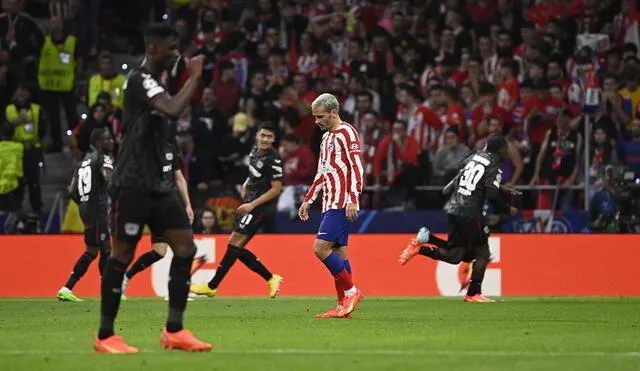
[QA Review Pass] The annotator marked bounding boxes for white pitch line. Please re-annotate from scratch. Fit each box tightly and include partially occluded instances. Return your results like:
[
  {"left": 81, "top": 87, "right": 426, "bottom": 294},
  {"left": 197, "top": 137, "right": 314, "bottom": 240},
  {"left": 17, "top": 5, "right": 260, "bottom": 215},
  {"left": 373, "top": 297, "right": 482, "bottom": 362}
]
[{"left": 0, "top": 349, "right": 638, "bottom": 357}]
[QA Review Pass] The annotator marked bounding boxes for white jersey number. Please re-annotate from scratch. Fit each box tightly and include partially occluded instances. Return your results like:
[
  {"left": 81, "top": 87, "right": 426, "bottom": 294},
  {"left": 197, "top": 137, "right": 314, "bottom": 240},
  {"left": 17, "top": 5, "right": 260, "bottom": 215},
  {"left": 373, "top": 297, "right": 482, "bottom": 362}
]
[
  {"left": 458, "top": 161, "right": 485, "bottom": 194},
  {"left": 77, "top": 164, "right": 92, "bottom": 202}
]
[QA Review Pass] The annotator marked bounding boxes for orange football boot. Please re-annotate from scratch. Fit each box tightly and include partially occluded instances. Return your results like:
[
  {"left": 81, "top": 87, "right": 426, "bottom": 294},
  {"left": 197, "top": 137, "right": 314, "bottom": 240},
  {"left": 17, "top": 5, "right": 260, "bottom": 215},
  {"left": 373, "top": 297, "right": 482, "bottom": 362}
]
[
  {"left": 94, "top": 335, "right": 139, "bottom": 354},
  {"left": 160, "top": 328, "right": 212, "bottom": 352},
  {"left": 464, "top": 294, "right": 495, "bottom": 303},
  {"left": 338, "top": 289, "right": 363, "bottom": 317}
]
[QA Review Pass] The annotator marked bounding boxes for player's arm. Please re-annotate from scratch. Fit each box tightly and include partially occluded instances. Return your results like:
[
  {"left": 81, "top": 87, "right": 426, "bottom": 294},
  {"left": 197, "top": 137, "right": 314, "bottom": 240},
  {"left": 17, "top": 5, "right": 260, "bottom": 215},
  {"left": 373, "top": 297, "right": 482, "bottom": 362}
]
[
  {"left": 303, "top": 157, "right": 324, "bottom": 205},
  {"left": 100, "top": 155, "right": 114, "bottom": 189},
  {"left": 342, "top": 129, "right": 364, "bottom": 206},
  {"left": 248, "top": 180, "right": 282, "bottom": 209},
  {"left": 136, "top": 56, "right": 202, "bottom": 119},
  {"left": 174, "top": 169, "right": 192, "bottom": 211},
  {"left": 485, "top": 168, "right": 513, "bottom": 215}
]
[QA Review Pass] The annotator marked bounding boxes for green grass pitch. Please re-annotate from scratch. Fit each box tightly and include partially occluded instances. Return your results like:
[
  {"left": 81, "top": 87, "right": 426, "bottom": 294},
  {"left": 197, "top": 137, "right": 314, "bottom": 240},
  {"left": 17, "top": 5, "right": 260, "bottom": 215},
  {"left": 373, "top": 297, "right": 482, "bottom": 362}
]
[{"left": 0, "top": 297, "right": 638, "bottom": 370}]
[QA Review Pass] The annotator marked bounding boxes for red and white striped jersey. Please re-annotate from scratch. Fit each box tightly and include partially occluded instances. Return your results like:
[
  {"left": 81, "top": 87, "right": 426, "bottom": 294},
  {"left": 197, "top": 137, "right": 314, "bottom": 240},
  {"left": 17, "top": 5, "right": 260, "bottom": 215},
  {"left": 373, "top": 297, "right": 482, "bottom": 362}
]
[{"left": 304, "top": 122, "right": 364, "bottom": 212}]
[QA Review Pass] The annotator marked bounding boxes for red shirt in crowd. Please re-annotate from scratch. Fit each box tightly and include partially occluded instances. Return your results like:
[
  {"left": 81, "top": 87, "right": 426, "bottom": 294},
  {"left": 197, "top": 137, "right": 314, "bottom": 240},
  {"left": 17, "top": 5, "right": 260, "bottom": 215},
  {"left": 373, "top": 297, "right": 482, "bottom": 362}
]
[
  {"left": 283, "top": 145, "right": 317, "bottom": 185},
  {"left": 374, "top": 135, "right": 419, "bottom": 184},
  {"left": 408, "top": 105, "right": 443, "bottom": 151},
  {"left": 522, "top": 94, "right": 567, "bottom": 145},
  {"left": 498, "top": 78, "right": 520, "bottom": 112},
  {"left": 471, "top": 104, "right": 511, "bottom": 140}
]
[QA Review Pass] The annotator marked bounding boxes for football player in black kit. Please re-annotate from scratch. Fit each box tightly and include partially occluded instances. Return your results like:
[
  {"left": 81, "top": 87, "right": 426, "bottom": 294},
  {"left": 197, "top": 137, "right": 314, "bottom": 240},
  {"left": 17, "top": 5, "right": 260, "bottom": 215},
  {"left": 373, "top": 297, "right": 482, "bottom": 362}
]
[
  {"left": 94, "top": 23, "right": 211, "bottom": 353},
  {"left": 190, "top": 122, "right": 284, "bottom": 298},
  {"left": 399, "top": 134, "right": 520, "bottom": 303},
  {"left": 57, "top": 128, "right": 114, "bottom": 302},
  {"left": 120, "top": 142, "right": 199, "bottom": 301}
]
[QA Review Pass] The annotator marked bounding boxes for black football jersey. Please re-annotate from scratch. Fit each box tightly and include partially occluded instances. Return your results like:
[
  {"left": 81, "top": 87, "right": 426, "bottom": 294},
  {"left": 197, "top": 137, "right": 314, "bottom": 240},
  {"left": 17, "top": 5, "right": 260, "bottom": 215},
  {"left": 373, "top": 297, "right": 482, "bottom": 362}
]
[
  {"left": 161, "top": 143, "right": 182, "bottom": 189},
  {"left": 444, "top": 151, "right": 503, "bottom": 219},
  {"left": 245, "top": 146, "right": 283, "bottom": 213},
  {"left": 70, "top": 150, "right": 113, "bottom": 223},
  {"left": 111, "top": 67, "right": 172, "bottom": 193}
]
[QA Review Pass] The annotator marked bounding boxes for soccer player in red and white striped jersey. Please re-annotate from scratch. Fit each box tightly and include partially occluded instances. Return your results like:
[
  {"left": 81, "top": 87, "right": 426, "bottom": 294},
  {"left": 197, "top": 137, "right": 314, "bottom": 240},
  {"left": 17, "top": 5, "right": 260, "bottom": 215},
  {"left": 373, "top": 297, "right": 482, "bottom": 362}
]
[{"left": 298, "top": 93, "right": 364, "bottom": 319}]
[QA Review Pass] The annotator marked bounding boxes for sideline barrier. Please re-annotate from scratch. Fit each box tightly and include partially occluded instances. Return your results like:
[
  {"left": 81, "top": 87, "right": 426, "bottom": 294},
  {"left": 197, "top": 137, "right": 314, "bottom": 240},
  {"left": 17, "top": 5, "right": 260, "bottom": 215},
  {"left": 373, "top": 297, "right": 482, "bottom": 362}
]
[{"left": 0, "top": 234, "right": 638, "bottom": 297}]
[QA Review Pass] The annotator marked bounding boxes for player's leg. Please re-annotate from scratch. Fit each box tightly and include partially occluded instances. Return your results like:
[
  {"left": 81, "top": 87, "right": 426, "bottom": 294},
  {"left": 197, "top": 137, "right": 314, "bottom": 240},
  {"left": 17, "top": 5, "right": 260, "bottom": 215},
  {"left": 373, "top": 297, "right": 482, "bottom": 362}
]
[
  {"left": 121, "top": 234, "right": 167, "bottom": 298},
  {"left": 314, "top": 209, "right": 362, "bottom": 318},
  {"left": 125, "top": 235, "right": 167, "bottom": 281},
  {"left": 57, "top": 221, "right": 106, "bottom": 302},
  {"left": 233, "top": 213, "right": 282, "bottom": 297},
  {"left": 94, "top": 189, "right": 146, "bottom": 353},
  {"left": 399, "top": 215, "right": 467, "bottom": 265},
  {"left": 464, "top": 226, "right": 495, "bottom": 303},
  {"left": 151, "top": 192, "right": 211, "bottom": 351},
  {"left": 190, "top": 231, "right": 245, "bottom": 297}
]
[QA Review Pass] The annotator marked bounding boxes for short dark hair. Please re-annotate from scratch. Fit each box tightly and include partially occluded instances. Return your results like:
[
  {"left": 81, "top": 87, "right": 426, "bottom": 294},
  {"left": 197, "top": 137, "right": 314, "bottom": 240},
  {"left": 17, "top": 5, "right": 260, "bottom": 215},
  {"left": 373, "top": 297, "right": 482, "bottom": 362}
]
[
  {"left": 90, "top": 128, "right": 109, "bottom": 146},
  {"left": 143, "top": 23, "right": 179, "bottom": 45},
  {"left": 258, "top": 121, "right": 277, "bottom": 134},
  {"left": 485, "top": 133, "right": 508, "bottom": 153}
]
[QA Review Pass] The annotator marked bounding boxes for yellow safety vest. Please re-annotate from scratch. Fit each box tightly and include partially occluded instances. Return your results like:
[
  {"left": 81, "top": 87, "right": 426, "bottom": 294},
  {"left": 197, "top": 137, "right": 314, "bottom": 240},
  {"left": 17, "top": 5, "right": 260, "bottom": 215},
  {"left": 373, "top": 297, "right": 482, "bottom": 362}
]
[
  {"left": 6, "top": 103, "right": 42, "bottom": 146},
  {"left": 0, "top": 141, "right": 24, "bottom": 195},
  {"left": 88, "top": 73, "right": 127, "bottom": 108},
  {"left": 38, "top": 35, "right": 76, "bottom": 92}
]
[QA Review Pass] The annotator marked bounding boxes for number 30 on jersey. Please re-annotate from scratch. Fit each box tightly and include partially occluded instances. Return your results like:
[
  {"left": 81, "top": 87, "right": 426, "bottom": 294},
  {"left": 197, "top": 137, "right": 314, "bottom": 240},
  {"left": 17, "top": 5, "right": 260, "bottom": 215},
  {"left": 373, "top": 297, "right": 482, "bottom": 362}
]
[{"left": 458, "top": 161, "right": 485, "bottom": 196}]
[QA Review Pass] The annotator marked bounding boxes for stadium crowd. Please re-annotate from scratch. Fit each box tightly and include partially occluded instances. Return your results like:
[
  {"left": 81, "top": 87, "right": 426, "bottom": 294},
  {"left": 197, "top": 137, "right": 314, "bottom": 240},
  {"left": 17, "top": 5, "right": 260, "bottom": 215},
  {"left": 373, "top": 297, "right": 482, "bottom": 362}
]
[{"left": 1, "top": 0, "right": 640, "bottom": 233}]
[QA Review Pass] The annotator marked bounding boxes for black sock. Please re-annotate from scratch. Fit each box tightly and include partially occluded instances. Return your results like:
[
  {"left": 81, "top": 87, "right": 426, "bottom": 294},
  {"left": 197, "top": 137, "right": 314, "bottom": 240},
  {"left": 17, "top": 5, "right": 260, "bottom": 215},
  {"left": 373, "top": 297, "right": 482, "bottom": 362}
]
[
  {"left": 238, "top": 248, "right": 273, "bottom": 281},
  {"left": 125, "top": 251, "right": 163, "bottom": 279},
  {"left": 98, "top": 247, "right": 109, "bottom": 277},
  {"left": 166, "top": 250, "right": 195, "bottom": 333},
  {"left": 427, "top": 234, "right": 448, "bottom": 249},
  {"left": 64, "top": 252, "right": 97, "bottom": 290},
  {"left": 419, "top": 246, "right": 436, "bottom": 258},
  {"left": 98, "top": 257, "right": 128, "bottom": 340},
  {"left": 467, "top": 280, "right": 482, "bottom": 296},
  {"left": 207, "top": 245, "right": 242, "bottom": 290}
]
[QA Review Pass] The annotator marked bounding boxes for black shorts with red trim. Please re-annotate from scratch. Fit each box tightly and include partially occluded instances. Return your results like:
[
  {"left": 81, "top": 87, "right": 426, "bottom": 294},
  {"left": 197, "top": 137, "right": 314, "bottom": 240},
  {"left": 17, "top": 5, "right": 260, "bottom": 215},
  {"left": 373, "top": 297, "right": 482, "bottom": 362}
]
[
  {"left": 83, "top": 219, "right": 110, "bottom": 247},
  {"left": 111, "top": 188, "right": 191, "bottom": 245},
  {"left": 446, "top": 214, "right": 489, "bottom": 262}
]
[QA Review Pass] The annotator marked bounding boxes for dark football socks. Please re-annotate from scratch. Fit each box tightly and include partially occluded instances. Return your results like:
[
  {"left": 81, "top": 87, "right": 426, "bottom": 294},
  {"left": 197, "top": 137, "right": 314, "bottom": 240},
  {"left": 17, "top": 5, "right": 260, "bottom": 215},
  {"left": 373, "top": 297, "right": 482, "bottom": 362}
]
[
  {"left": 207, "top": 245, "right": 242, "bottom": 290},
  {"left": 64, "top": 252, "right": 96, "bottom": 290},
  {"left": 166, "top": 251, "right": 195, "bottom": 333},
  {"left": 125, "top": 250, "right": 164, "bottom": 279},
  {"left": 426, "top": 234, "right": 448, "bottom": 248},
  {"left": 98, "top": 257, "right": 128, "bottom": 339},
  {"left": 237, "top": 248, "right": 273, "bottom": 281}
]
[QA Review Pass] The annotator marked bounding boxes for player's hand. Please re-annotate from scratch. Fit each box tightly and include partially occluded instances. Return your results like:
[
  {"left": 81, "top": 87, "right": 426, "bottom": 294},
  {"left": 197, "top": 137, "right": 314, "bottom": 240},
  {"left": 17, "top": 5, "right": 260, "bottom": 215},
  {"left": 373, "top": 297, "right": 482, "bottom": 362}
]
[
  {"left": 298, "top": 202, "right": 310, "bottom": 221},
  {"left": 346, "top": 203, "right": 359, "bottom": 221},
  {"left": 236, "top": 202, "right": 255, "bottom": 216},
  {"left": 185, "top": 206, "right": 195, "bottom": 225},
  {"left": 187, "top": 55, "right": 205, "bottom": 79},
  {"left": 509, "top": 206, "right": 519, "bottom": 216}
]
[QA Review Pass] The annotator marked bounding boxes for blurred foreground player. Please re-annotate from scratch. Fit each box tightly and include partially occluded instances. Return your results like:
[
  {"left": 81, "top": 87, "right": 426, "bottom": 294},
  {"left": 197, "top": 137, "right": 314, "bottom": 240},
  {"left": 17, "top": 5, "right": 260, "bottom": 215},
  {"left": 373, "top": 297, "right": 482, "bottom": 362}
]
[
  {"left": 57, "top": 128, "right": 114, "bottom": 302},
  {"left": 121, "top": 143, "right": 202, "bottom": 300},
  {"left": 190, "top": 122, "right": 283, "bottom": 298},
  {"left": 298, "top": 93, "right": 364, "bottom": 318},
  {"left": 399, "top": 134, "right": 519, "bottom": 302},
  {"left": 94, "top": 23, "right": 211, "bottom": 353}
]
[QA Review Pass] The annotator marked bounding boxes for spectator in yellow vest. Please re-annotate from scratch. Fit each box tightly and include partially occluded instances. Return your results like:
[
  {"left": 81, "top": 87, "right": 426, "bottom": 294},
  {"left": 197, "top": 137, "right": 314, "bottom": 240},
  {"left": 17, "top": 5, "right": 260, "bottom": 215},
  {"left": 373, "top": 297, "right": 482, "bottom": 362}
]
[
  {"left": 88, "top": 52, "right": 127, "bottom": 109},
  {"left": 37, "top": 16, "right": 80, "bottom": 153},
  {"left": 4, "top": 84, "right": 46, "bottom": 212}
]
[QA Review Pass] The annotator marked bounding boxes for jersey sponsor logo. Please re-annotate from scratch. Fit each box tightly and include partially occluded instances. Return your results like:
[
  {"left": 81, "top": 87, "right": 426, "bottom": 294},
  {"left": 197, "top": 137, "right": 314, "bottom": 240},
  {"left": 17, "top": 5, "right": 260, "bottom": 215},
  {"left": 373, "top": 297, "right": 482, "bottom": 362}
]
[
  {"left": 248, "top": 165, "right": 262, "bottom": 177},
  {"left": 162, "top": 164, "right": 172, "bottom": 173},
  {"left": 256, "top": 160, "right": 263, "bottom": 169},
  {"left": 273, "top": 158, "right": 282, "bottom": 163},
  {"left": 124, "top": 223, "right": 140, "bottom": 236}
]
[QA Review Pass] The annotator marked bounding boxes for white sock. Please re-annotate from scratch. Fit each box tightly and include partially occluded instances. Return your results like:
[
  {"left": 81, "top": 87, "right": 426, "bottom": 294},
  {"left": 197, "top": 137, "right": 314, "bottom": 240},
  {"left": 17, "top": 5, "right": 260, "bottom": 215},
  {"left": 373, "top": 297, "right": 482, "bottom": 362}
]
[{"left": 344, "top": 286, "right": 357, "bottom": 296}]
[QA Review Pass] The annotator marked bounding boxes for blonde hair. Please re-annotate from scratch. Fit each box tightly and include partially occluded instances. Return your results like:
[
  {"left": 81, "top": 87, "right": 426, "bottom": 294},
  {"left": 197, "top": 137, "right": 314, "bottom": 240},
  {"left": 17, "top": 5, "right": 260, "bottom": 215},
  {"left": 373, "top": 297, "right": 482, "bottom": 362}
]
[{"left": 311, "top": 93, "right": 340, "bottom": 113}]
